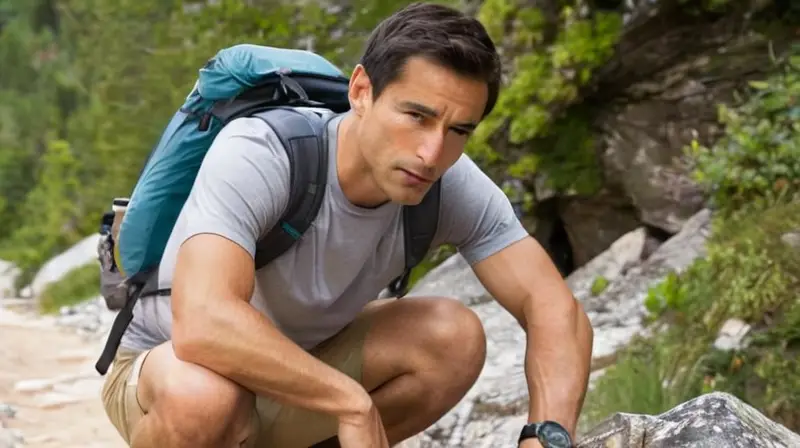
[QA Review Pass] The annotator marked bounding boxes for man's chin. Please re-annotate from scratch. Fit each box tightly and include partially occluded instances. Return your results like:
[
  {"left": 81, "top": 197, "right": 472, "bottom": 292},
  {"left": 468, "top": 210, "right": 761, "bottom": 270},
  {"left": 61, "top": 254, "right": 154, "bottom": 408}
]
[{"left": 386, "top": 185, "right": 430, "bottom": 206}]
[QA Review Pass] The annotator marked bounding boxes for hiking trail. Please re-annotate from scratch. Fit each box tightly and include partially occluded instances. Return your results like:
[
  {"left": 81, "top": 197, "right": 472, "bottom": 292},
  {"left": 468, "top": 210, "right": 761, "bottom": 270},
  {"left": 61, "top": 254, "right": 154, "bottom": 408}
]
[{"left": 0, "top": 300, "right": 124, "bottom": 448}]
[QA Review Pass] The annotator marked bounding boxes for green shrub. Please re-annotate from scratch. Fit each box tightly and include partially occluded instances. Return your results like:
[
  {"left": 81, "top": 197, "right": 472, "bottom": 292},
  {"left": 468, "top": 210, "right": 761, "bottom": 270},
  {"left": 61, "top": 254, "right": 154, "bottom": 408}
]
[
  {"left": 589, "top": 276, "right": 609, "bottom": 296},
  {"left": 687, "top": 49, "right": 800, "bottom": 214},
  {"left": 583, "top": 202, "right": 800, "bottom": 430},
  {"left": 37, "top": 261, "right": 100, "bottom": 314}
]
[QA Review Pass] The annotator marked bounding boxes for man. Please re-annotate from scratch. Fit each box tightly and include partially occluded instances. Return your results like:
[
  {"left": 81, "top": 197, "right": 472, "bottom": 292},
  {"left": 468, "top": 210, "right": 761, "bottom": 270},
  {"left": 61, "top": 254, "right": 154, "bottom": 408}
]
[{"left": 100, "top": 3, "right": 593, "bottom": 447}]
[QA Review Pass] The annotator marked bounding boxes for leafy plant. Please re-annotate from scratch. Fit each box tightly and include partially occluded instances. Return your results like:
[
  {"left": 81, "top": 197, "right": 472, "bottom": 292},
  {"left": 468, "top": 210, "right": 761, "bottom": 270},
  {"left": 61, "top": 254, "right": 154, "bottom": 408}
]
[
  {"left": 687, "top": 47, "right": 800, "bottom": 214},
  {"left": 37, "top": 261, "right": 100, "bottom": 313},
  {"left": 584, "top": 201, "right": 800, "bottom": 431}
]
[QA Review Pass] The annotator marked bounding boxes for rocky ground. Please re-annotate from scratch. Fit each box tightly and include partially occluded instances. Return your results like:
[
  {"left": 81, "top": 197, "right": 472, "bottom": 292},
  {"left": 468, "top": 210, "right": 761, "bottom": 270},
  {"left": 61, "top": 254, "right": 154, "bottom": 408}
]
[{"left": 0, "top": 298, "right": 124, "bottom": 448}]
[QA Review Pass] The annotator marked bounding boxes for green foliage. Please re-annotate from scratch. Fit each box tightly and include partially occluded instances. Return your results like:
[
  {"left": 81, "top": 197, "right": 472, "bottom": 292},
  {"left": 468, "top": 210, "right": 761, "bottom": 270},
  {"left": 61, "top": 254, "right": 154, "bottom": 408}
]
[
  {"left": 37, "top": 261, "right": 100, "bottom": 313},
  {"left": 408, "top": 244, "right": 457, "bottom": 289},
  {"left": 0, "top": 139, "right": 83, "bottom": 288},
  {"left": 643, "top": 272, "right": 686, "bottom": 317},
  {"left": 0, "top": 0, "right": 73, "bottom": 241},
  {"left": 589, "top": 275, "right": 608, "bottom": 296},
  {"left": 582, "top": 336, "right": 703, "bottom": 425},
  {"left": 469, "top": 2, "right": 622, "bottom": 195},
  {"left": 687, "top": 49, "right": 800, "bottom": 214},
  {"left": 584, "top": 201, "right": 800, "bottom": 430}
]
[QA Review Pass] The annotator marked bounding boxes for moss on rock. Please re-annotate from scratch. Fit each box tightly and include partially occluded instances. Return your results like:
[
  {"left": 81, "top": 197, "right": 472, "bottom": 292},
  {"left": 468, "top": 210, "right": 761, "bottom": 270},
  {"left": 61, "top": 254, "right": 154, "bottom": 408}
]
[{"left": 469, "top": 2, "right": 622, "bottom": 195}]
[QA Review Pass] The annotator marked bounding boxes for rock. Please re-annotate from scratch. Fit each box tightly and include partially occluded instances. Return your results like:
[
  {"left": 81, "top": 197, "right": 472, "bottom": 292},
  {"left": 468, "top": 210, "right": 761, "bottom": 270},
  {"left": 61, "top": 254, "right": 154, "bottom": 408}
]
[
  {"left": 713, "top": 318, "right": 752, "bottom": 351},
  {"left": 0, "top": 427, "right": 24, "bottom": 448},
  {"left": 781, "top": 231, "right": 800, "bottom": 249},
  {"left": 0, "top": 404, "right": 15, "bottom": 422},
  {"left": 406, "top": 255, "right": 490, "bottom": 306},
  {"left": 557, "top": 193, "right": 642, "bottom": 267},
  {"left": 28, "top": 234, "right": 100, "bottom": 297},
  {"left": 13, "top": 371, "right": 97, "bottom": 394},
  {"left": 576, "top": 392, "right": 800, "bottom": 448},
  {"left": 583, "top": 208, "right": 712, "bottom": 365},
  {"left": 566, "top": 227, "right": 647, "bottom": 303},
  {"left": 34, "top": 392, "right": 86, "bottom": 410},
  {"left": 55, "top": 296, "right": 118, "bottom": 336},
  {"left": 594, "top": 30, "right": 778, "bottom": 234},
  {"left": 0, "top": 260, "right": 19, "bottom": 299}
]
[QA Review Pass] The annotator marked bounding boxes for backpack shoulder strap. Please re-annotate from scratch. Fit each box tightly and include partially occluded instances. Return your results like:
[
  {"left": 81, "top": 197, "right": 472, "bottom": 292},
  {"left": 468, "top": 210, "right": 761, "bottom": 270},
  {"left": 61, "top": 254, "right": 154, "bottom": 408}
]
[
  {"left": 387, "top": 179, "right": 442, "bottom": 297},
  {"left": 252, "top": 107, "right": 331, "bottom": 270}
]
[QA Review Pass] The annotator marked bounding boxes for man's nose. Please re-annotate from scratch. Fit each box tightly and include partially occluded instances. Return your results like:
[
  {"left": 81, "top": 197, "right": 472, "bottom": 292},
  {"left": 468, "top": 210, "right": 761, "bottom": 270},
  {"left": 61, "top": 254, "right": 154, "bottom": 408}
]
[{"left": 416, "top": 132, "right": 445, "bottom": 167}]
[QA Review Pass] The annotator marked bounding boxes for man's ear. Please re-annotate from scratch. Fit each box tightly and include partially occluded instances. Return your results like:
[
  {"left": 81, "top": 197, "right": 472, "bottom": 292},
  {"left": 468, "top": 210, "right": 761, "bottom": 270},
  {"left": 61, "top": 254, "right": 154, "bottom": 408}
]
[{"left": 348, "top": 64, "right": 372, "bottom": 117}]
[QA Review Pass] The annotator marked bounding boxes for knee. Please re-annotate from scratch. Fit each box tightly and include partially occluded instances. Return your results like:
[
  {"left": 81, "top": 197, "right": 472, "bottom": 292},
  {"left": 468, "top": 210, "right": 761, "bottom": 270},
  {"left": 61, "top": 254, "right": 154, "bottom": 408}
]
[
  {"left": 419, "top": 297, "right": 487, "bottom": 377},
  {"left": 151, "top": 360, "right": 255, "bottom": 446}
]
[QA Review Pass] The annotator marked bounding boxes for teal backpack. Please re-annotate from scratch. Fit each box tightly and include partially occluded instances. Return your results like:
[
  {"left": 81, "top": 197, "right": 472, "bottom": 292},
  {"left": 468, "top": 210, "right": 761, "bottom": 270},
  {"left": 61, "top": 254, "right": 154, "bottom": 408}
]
[{"left": 95, "top": 44, "right": 441, "bottom": 375}]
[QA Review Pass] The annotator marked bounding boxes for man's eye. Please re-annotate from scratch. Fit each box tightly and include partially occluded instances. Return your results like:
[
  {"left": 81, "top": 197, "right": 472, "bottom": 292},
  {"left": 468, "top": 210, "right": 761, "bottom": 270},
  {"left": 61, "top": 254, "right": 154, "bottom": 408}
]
[{"left": 407, "top": 111, "right": 424, "bottom": 122}]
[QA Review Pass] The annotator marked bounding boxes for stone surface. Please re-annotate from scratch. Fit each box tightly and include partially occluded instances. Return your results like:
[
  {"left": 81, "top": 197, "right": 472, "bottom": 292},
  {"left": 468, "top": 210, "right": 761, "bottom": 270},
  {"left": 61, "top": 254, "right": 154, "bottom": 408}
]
[
  {"left": 576, "top": 392, "right": 800, "bottom": 448},
  {"left": 713, "top": 318, "right": 752, "bottom": 351},
  {"left": 781, "top": 231, "right": 800, "bottom": 249},
  {"left": 0, "top": 427, "right": 24, "bottom": 448},
  {"left": 582, "top": 209, "right": 712, "bottom": 364},
  {"left": 557, "top": 194, "right": 642, "bottom": 268},
  {"left": 592, "top": 18, "right": 778, "bottom": 235},
  {"left": 28, "top": 234, "right": 100, "bottom": 297},
  {"left": 566, "top": 227, "right": 647, "bottom": 303},
  {"left": 0, "top": 403, "right": 22, "bottom": 448},
  {"left": 0, "top": 260, "right": 18, "bottom": 299}
]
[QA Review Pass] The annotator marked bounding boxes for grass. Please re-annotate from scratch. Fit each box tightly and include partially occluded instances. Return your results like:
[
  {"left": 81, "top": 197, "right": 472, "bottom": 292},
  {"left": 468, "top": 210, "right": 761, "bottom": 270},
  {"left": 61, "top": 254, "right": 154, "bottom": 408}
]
[
  {"left": 37, "top": 262, "right": 101, "bottom": 313},
  {"left": 581, "top": 200, "right": 800, "bottom": 431}
]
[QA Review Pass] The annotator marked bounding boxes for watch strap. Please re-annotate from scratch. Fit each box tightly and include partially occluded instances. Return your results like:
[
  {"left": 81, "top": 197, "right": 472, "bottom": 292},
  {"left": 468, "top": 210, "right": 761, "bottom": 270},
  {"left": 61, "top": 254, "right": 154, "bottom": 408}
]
[{"left": 518, "top": 422, "right": 541, "bottom": 444}]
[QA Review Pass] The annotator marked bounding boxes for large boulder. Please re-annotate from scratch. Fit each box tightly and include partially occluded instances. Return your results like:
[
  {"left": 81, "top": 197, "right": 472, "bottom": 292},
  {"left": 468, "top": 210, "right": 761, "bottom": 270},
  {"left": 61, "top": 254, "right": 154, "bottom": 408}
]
[{"left": 576, "top": 392, "right": 800, "bottom": 448}]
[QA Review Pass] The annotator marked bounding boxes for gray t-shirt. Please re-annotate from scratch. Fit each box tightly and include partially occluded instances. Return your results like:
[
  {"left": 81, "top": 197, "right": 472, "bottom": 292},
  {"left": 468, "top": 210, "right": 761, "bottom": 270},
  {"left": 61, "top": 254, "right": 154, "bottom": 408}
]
[{"left": 121, "top": 112, "right": 529, "bottom": 352}]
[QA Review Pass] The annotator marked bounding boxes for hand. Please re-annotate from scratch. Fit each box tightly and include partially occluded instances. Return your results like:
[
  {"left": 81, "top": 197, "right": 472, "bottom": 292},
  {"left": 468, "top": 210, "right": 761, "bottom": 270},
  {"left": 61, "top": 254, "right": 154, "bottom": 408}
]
[
  {"left": 519, "top": 439, "right": 544, "bottom": 448},
  {"left": 336, "top": 394, "right": 390, "bottom": 448}
]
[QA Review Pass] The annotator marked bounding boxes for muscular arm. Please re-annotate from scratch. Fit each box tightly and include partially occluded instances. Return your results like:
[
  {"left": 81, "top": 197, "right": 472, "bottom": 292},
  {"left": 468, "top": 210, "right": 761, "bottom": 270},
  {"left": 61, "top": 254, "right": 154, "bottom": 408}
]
[
  {"left": 167, "top": 117, "right": 370, "bottom": 420},
  {"left": 472, "top": 236, "right": 593, "bottom": 437},
  {"left": 171, "top": 233, "right": 370, "bottom": 418},
  {"left": 439, "top": 156, "right": 592, "bottom": 439}
]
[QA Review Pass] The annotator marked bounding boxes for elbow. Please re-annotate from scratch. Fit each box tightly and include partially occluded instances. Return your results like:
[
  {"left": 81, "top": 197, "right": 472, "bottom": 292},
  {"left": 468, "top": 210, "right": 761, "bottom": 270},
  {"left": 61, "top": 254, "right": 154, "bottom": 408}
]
[
  {"left": 172, "top": 319, "right": 204, "bottom": 363},
  {"left": 172, "top": 308, "right": 216, "bottom": 364}
]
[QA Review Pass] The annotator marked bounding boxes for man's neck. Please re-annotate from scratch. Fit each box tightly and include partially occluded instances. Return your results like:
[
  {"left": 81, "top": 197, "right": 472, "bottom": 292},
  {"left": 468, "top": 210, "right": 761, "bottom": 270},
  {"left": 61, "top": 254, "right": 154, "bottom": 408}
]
[{"left": 336, "top": 114, "right": 390, "bottom": 209}]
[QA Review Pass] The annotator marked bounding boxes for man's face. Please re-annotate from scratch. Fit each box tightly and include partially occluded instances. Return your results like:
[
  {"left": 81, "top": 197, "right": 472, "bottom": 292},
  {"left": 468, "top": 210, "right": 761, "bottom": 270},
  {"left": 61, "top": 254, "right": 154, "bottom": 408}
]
[{"left": 349, "top": 56, "right": 488, "bottom": 205}]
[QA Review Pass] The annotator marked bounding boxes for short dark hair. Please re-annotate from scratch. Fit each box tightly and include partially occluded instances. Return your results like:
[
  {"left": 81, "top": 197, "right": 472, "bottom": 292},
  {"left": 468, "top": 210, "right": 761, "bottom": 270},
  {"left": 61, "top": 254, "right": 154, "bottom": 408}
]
[{"left": 359, "top": 2, "right": 501, "bottom": 118}]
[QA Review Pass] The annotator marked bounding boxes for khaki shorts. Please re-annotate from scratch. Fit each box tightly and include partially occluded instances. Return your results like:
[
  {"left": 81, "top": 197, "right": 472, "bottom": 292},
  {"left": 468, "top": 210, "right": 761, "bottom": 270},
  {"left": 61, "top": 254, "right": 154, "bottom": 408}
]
[{"left": 101, "top": 316, "right": 371, "bottom": 447}]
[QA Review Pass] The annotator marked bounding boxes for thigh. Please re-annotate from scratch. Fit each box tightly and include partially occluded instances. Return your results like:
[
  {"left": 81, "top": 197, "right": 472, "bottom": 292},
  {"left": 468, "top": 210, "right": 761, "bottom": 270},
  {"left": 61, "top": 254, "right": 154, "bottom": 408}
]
[
  {"left": 254, "top": 308, "right": 376, "bottom": 448},
  {"left": 100, "top": 348, "right": 151, "bottom": 444}
]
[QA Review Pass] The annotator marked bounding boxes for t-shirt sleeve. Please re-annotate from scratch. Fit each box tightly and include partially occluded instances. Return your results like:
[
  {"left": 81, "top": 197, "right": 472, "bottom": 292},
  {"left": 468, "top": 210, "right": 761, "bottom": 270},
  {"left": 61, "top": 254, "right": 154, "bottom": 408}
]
[
  {"left": 436, "top": 154, "right": 529, "bottom": 265},
  {"left": 180, "top": 116, "right": 291, "bottom": 257}
]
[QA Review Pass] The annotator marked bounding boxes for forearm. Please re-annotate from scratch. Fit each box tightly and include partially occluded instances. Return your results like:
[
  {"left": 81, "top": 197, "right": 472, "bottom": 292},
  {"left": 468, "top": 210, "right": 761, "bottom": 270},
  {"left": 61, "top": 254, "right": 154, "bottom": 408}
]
[
  {"left": 172, "top": 298, "right": 367, "bottom": 418},
  {"left": 523, "top": 297, "right": 593, "bottom": 435}
]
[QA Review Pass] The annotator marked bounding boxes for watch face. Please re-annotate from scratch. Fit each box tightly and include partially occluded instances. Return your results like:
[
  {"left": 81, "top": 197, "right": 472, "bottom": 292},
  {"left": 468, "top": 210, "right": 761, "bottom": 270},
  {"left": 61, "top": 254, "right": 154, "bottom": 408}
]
[{"left": 538, "top": 421, "right": 572, "bottom": 448}]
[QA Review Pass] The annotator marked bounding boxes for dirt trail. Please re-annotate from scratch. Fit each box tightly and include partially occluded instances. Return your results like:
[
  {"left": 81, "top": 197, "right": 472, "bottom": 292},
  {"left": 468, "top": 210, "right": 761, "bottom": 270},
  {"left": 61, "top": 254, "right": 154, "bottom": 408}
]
[{"left": 1, "top": 306, "right": 125, "bottom": 448}]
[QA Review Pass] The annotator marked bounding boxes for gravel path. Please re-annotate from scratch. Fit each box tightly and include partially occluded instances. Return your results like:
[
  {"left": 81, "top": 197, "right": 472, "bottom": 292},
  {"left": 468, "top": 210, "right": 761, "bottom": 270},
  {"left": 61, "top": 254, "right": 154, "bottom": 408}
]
[{"left": 1, "top": 299, "right": 125, "bottom": 448}]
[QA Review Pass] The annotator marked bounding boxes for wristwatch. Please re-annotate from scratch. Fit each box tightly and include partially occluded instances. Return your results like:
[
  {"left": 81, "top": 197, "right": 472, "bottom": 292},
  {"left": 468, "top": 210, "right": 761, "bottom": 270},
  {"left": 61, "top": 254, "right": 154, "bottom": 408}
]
[{"left": 518, "top": 421, "right": 573, "bottom": 448}]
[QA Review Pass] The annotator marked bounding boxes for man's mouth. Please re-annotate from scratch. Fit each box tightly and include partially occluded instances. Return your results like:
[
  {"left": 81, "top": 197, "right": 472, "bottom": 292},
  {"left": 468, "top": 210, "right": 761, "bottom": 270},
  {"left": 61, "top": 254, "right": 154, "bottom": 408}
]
[{"left": 399, "top": 168, "right": 432, "bottom": 184}]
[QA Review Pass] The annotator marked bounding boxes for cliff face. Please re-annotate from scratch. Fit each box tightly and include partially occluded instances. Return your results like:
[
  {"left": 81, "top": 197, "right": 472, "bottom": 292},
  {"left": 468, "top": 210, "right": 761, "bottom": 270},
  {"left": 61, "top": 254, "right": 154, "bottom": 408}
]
[{"left": 468, "top": 0, "right": 796, "bottom": 274}]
